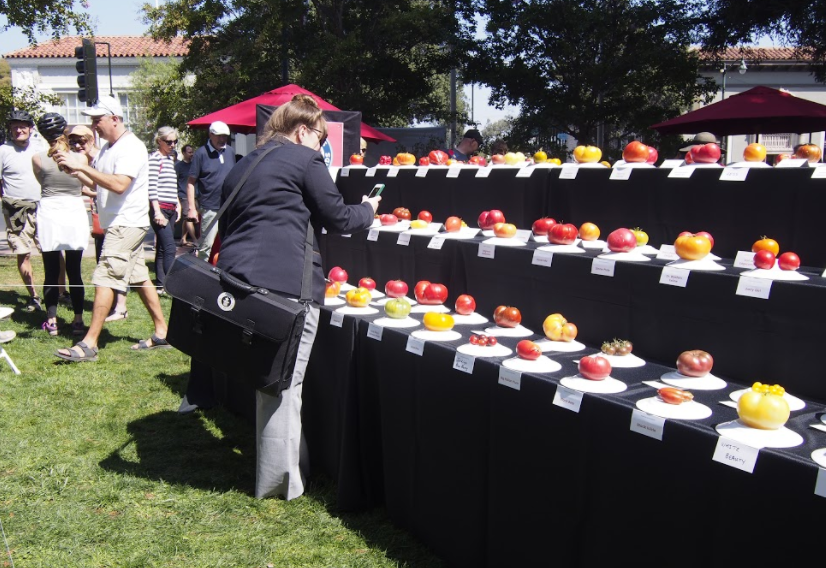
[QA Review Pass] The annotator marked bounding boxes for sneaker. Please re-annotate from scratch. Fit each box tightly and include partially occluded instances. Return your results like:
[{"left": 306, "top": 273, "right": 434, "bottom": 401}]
[
  {"left": 24, "top": 297, "right": 43, "bottom": 312},
  {"left": 41, "top": 321, "right": 58, "bottom": 336},
  {"left": 0, "top": 330, "right": 15, "bottom": 344},
  {"left": 58, "top": 294, "right": 72, "bottom": 306}
]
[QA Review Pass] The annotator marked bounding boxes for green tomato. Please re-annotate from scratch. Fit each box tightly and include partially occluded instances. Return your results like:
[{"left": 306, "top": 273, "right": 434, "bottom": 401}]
[{"left": 384, "top": 297, "right": 412, "bottom": 319}]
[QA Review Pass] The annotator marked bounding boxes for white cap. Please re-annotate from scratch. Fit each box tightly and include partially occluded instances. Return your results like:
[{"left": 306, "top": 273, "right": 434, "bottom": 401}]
[
  {"left": 81, "top": 95, "right": 124, "bottom": 118},
  {"left": 209, "top": 121, "right": 231, "bottom": 135}
]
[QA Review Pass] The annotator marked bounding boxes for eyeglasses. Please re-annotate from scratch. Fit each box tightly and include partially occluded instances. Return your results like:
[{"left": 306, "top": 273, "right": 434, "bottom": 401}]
[
  {"left": 307, "top": 126, "right": 327, "bottom": 146},
  {"left": 68, "top": 138, "right": 87, "bottom": 147},
  {"left": 162, "top": 139, "right": 178, "bottom": 145}
]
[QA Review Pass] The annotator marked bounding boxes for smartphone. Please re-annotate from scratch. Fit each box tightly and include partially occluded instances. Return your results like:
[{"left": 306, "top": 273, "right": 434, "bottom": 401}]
[{"left": 367, "top": 183, "right": 385, "bottom": 198}]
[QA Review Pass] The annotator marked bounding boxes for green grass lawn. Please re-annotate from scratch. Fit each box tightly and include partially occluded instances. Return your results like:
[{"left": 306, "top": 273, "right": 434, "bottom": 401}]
[{"left": 0, "top": 254, "right": 442, "bottom": 567}]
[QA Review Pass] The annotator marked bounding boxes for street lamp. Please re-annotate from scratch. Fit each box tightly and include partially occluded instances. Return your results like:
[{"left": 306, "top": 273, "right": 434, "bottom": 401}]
[{"left": 720, "top": 58, "right": 747, "bottom": 100}]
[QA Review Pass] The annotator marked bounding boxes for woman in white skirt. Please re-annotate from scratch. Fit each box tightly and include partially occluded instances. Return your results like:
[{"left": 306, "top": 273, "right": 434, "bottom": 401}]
[{"left": 32, "top": 113, "right": 88, "bottom": 336}]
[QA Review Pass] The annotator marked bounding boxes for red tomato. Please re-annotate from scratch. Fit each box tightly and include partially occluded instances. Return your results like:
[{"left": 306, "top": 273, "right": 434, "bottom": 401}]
[
  {"left": 578, "top": 355, "right": 612, "bottom": 381},
  {"left": 795, "top": 143, "right": 822, "bottom": 163},
  {"left": 477, "top": 210, "right": 506, "bottom": 229},
  {"left": 384, "top": 279, "right": 408, "bottom": 298},
  {"left": 414, "top": 280, "right": 431, "bottom": 302},
  {"left": 379, "top": 214, "right": 398, "bottom": 226},
  {"left": 486, "top": 336, "right": 497, "bottom": 346},
  {"left": 358, "top": 277, "right": 376, "bottom": 291},
  {"left": 454, "top": 294, "right": 476, "bottom": 315},
  {"left": 444, "top": 216, "right": 462, "bottom": 233},
  {"left": 428, "top": 150, "right": 449, "bottom": 165},
  {"left": 778, "top": 252, "right": 800, "bottom": 271},
  {"left": 468, "top": 155, "right": 487, "bottom": 166},
  {"left": 392, "top": 207, "right": 412, "bottom": 221},
  {"left": 689, "top": 143, "right": 721, "bottom": 164},
  {"left": 493, "top": 305, "right": 522, "bottom": 328},
  {"left": 418, "top": 282, "right": 448, "bottom": 305},
  {"left": 532, "top": 217, "right": 557, "bottom": 236},
  {"left": 491, "top": 154, "right": 506, "bottom": 164},
  {"left": 418, "top": 210, "right": 433, "bottom": 223},
  {"left": 349, "top": 154, "right": 364, "bottom": 165},
  {"left": 676, "top": 350, "right": 714, "bottom": 377},
  {"left": 379, "top": 155, "right": 392, "bottom": 165},
  {"left": 646, "top": 146, "right": 659, "bottom": 164},
  {"left": 549, "top": 223, "right": 578, "bottom": 245},
  {"left": 419, "top": 156, "right": 430, "bottom": 166},
  {"left": 658, "top": 387, "right": 694, "bottom": 405},
  {"left": 754, "top": 250, "right": 776, "bottom": 270},
  {"left": 516, "top": 340, "right": 542, "bottom": 361},
  {"left": 606, "top": 228, "right": 638, "bottom": 252},
  {"left": 328, "top": 266, "right": 348, "bottom": 283},
  {"left": 622, "top": 141, "right": 649, "bottom": 163}
]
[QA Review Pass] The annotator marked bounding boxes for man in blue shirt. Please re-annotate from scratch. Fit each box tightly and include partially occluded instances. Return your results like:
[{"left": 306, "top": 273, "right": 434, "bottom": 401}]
[
  {"left": 186, "top": 121, "right": 236, "bottom": 259},
  {"left": 449, "top": 128, "right": 483, "bottom": 162}
]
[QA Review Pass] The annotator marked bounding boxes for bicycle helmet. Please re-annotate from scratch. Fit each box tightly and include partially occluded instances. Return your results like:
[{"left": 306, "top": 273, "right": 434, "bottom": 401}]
[
  {"left": 36, "top": 113, "right": 68, "bottom": 141},
  {"left": 7, "top": 109, "right": 34, "bottom": 126}
]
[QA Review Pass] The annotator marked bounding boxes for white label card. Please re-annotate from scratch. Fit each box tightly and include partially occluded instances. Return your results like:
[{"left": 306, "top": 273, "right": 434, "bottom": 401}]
[
  {"left": 321, "top": 227, "right": 327, "bottom": 235},
  {"left": 775, "top": 158, "right": 806, "bottom": 168},
  {"left": 415, "top": 167, "right": 428, "bottom": 178},
  {"left": 668, "top": 167, "right": 694, "bottom": 179},
  {"left": 478, "top": 243, "right": 496, "bottom": 259},
  {"left": 736, "top": 276, "right": 772, "bottom": 300},
  {"left": 552, "top": 385, "right": 583, "bottom": 413},
  {"left": 387, "top": 167, "right": 400, "bottom": 178},
  {"left": 516, "top": 167, "right": 534, "bottom": 178},
  {"left": 816, "top": 468, "right": 826, "bottom": 498},
  {"left": 609, "top": 167, "right": 632, "bottom": 180},
  {"left": 812, "top": 167, "right": 826, "bottom": 179},
  {"left": 660, "top": 159, "right": 684, "bottom": 169},
  {"left": 452, "top": 352, "right": 475, "bottom": 374},
  {"left": 405, "top": 336, "right": 425, "bottom": 356},
  {"left": 397, "top": 233, "right": 411, "bottom": 246},
  {"left": 447, "top": 166, "right": 462, "bottom": 178},
  {"left": 591, "top": 258, "right": 616, "bottom": 277},
  {"left": 719, "top": 400, "right": 737, "bottom": 409},
  {"left": 712, "top": 437, "right": 759, "bottom": 473},
  {"left": 365, "top": 167, "right": 377, "bottom": 178},
  {"left": 659, "top": 266, "right": 690, "bottom": 287},
  {"left": 719, "top": 168, "right": 749, "bottom": 181},
  {"left": 532, "top": 250, "right": 554, "bottom": 267},
  {"left": 330, "top": 311, "right": 344, "bottom": 327},
  {"left": 498, "top": 367, "right": 522, "bottom": 391},
  {"left": 733, "top": 250, "right": 756, "bottom": 269},
  {"left": 558, "top": 167, "right": 578, "bottom": 179},
  {"left": 428, "top": 236, "right": 445, "bottom": 250},
  {"left": 367, "top": 323, "right": 383, "bottom": 341},
  {"left": 340, "top": 167, "right": 350, "bottom": 177},
  {"left": 630, "top": 410, "right": 665, "bottom": 440},
  {"left": 341, "top": 234, "right": 351, "bottom": 238},
  {"left": 810, "top": 423, "right": 826, "bottom": 433},
  {"left": 475, "top": 167, "right": 492, "bottom": 178},
  {"left": 656, "top": 244, "right": 680, "bottom": 261},
  {"left": 367, "top": 229, "right": 380, "bottom": 241},
  {"left": 515, "top": 230, "right": 532, "bottom": 243}
]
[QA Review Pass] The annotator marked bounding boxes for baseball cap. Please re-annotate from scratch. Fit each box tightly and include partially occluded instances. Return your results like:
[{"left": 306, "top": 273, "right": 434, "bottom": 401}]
[
  {"left": 209, "top": 121, "right": 231, "bottom": 136},
  {"left": 463, "top": 128, "right": 483, "bottom": 145},
  {"left": 680, "top": 132, "right": 719, "bottom": 152},
  {"left": 68, "top": 125, "right": 95, "bottom": 139},
  {"left": 81, "top": 95, "right": 124, "bottom": 118}
]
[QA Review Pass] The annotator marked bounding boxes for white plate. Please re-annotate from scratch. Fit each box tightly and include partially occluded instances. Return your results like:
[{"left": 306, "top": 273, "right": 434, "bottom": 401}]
[
  {"left": 594, "top": 352, "right": 645, "bottom": 368},
  {"left": 0, "top": 306, "right": 13, "bottom": 319},
  {"left": 480, "top": 229, "right": 495, "bottom": 238},
  {"left": 636, "top": 244, "right": 660, "bottom": 255},
  {"left": 410, "top": 304, "right": 450, "bottom": 314},
  {"left": 410, "top": 329, "right": 462, "bottom": 342},
  {"left": 822, "top": 414, "right": 826, "bottom": 426},
  {"left": 502, "top": 355, "right": 562, "bottom": 373},
  {"left": 597, "top": 250, "right": 651, "bottom": 262},
  {"left": 537, "top": 243, "right": 585, "bottom": 254},
  {"left": 812, "top": 448, "right": 826, "bottom": 468},
  {"left": 532, "top": 234, "right": 550, "bottom": 243},
  {"left": 727, "top": 161, "right": 771, "bottom": 168},
  {"left": 666, "top": 257, "right": 726, "bottom": 271},
  {"left": 615, "top": 162, "right": 655, "bottom": 169},
  {"left": 715, "top": 420, "right": 804, "bottom": 449},
  {"left": 560, "top": 375, "right": 627, "bottom": 394},
  {"left": 451, "top": 312, "right": 489, "bottom": 325},
  {"left": 729, "top": 388, "right": 805, "bottom": 411},
  {"left": 482, "top": 237, "right": 527, "bottom": 247},
  {"left": 324, "top": 297, "right": 345, "bottom": 306},
  {"left": 535, "top": 338, "right": 586, "bottom": 353},
  {"left": 636, "top": 396, "right": 713, "bottom": 420},
  {"left": 403, "top": 222, "right": 443, "bottom": 236},
  {"left": 373, "top": 295, "right": 417, "bottom": 306},
  {"left": 375, "top": 221, "right": 411, "bottom": 233},
  {"left": 368, "top": 290, "right": 385, "bottom": 299},
  {"left": 339, "top": 282, "right": 355, "bottom": 291},
  {"left": 440, "top": 227, "right": 480, "bottom": 239},
  {"left": 660, "top": 371, "right": 727, "bottom": 391},
  {"left": 578, "top": 239, "right": 605, "bottom": 250},
  {"left": 372, "top": 316, "right": 421, "bottom": 329},
  {"left": 456, "top": 343, "right": 513, "bottom": 358},
  {"left": 483, "top": 324, "right": 534, "bottom": 338},
  {"left": 335, "top": 306, "right": 379, "bottom": 315},
  {"left": 739, "top": 263, "right": 809, "bottom": 281}
]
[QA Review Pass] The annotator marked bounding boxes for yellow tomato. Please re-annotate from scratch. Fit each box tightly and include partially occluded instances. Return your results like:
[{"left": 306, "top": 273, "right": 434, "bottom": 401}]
[
  {"left": 631, "top": 228, "right": 649, "bottom": 246},
  {"left": 545, "top": 320, "right": 578, "bottom": 342},
  {"left": 674, "top": 234, "right": 712, "bottom": 260},
  {"left": 345, "top": 286, "right": 371, "bottom": 308},
  {"left": 548, "top": 158, "right": 562, "bottom": 166},
  {"left": 410, "top": 219, "right": 429, "bottom": 229},
  {"left": 325, "top": 280, "right": 342, "bottom": 298},
  {"left": 579, "top": 222, "right": 600, "bottom": 241},
  {"left": 600, "top": 160, "right": 611, "bottom": 168},
  {"left": 423, "top": 312, "right": 455, "bottom": 332},
  {"left": 533, "top": 149, "right": 548, "bottom": 163},
  {"left": 573, "top": 145, "right": 602, "bottom": 163},
  {"left": 737, "top": 382, "right": 790, "bottom": 430},
  {"left": 542, "top": 313, "right": 567, "bottom": 339},
  {"left": 743, "top": 143, "right": 767, "bottom": 162}
]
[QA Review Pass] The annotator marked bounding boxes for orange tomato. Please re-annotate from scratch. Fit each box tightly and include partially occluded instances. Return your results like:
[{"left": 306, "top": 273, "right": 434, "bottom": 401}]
[
  {"left": 752, "top": 237, "right": 780, "bottom": 256},
  {"left": 795, "top": 143, "right": 822, "bottom": 163},
  {"left": 325, "top": 280, "right": 341, "bottom": 298},
  {"left": 423, "top": 312, "right": 455, "bottom": 332},
  {"left": 396, "top": 152, "right": 416, "bottom": 165},
  {"left": 579, "top": 222, "right": 600, "bottom": 241},
  {"left": 493, "top": 222, "right": 517, "bottom": 238},
  {"left": 444, "top": 216, "right": 462, "bottom": 233},
  {"left": 674, "top": 233, "right": 712, "bottom": 260},
  {"left": 345, "top": 287, "right": 371, "bottom": 307},
  {"left": 743, "top": 143, "right": 767, "bottom": 162},
  {"left": 622, "top": 141, "right": 649, "bottom": 163},
  {"left": 573, "top": 145, "right": 602, "bottom": 163}
]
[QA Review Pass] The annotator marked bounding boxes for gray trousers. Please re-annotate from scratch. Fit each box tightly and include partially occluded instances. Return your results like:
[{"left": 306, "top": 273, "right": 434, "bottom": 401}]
[{"left": 255, "top": 305, "right": 320, "bottom": 500}]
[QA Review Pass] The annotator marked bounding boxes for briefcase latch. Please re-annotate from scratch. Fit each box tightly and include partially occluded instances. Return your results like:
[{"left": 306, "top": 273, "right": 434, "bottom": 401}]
[{"left": 242, "top": 320, "right": 255, "bottom": 345}]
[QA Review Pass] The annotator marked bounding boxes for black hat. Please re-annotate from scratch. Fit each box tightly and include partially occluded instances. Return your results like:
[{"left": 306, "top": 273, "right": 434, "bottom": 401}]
[
  {"left": 36, "top": 113, "right": 68, "bottom": 141},
  {"left": 679, "top": 132, "right": 720, "bottom": 152},
  {"left": 463, "top": 128, "right": 483, "bottom": 145},
  {"left": 7, "top": 109, "right": 34, "bottom": 126}
]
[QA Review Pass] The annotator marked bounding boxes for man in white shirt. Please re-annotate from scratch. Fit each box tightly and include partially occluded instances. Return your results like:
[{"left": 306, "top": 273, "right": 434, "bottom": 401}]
[
  {"left": 53, "top": 95, "right": 170, "bottom": 362},
  {"left": 0, "top": 109, "right": 46, "bottom": 313}
]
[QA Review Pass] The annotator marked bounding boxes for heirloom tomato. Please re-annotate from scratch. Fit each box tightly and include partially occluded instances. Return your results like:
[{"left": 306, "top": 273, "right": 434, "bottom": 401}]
[
  {"left": 578, "top": 222, "right": 600, "bottom": 241},
  {"left": 384, "top": 279, "right": 409, "bottom": 298},
  {"left": 549, "top": 223, "right": 578, "bottom": 245},
  {"left": 674, "top": 233, "right": 712, "bottom": 260},
  {"left": 646, "top": 146, "right": 659, "bottom": 164},
  {"left": 423, "top": 312, "right": 455, "bottom": 332},
  {"left": 631, "top": 228, "right": 649, "bottom": 246},
  {"left": 379, "top": 214, "right": 398, "bottom": 226},
  {"left": 493, "top": 306, "right": 522, "bottom": 328},
  {"left": 622, "top": 141, "right": 649, "bottom": 163},
  {"left": 491, "top": 154, "right": 506, "bottom": 164},
  {"left": 573, "top": 145, "right": 602, "bottom": 163},
  {"left": 396, "top": 153, "right": 416, "bottom": 165},
  {"left": 328, "top": 266, "right": 348, "bottom": 283},
  {"left": 532, "top": 217, "right": 557, "bottom": 236},
  {"left": 410, "top": 220, "right": 428, "bottom": 229},
  {"left": 379, "top": 155, "right": 392, "bottom": 165},
  {"left": 795, "top": 143, "right": 822, "bottom": 163},
  {"left": 345, "top": 287, "right": 372, "bottom": 308},
  {"left": 416, "top": 282, "right": 448, "bottom": 305},
  {"left": 689, "top": 143, "right": 721, "bottom": 164},
  {"left": 444, "top": 216, "right": 463, "bottom": 233},
  {"left": 349, "top": 154, "right": 364, "bottom": 165},
  {"left": 676, "top": 350, "right": 713, "bottom": 377},
  {"left": 753, "top": 250, "right": 776, "bottom": 270},
  {"left": 743, "top": 143, "right": 767, "bottom": 162},
  {"left": 384, "top": 297, "right": 412, "bottom": 319},
  {"left": 752, "top": 237, "right": 779, "bottom": 256},
  {"left": 454, "top": 294, "right": 476, "bottom": 315},
  {"left": 493, "top": 222, "right": 517, "bottom": 238},
  {"left": 607, "top": 228, "right": 638, "bottom": 252},
  {"left": 516, "top": 340, "right": 542, "bottom": 361},
  {"left": 478, "top": 210, "right": 506, "bottom": 229},
  {"left": 428, "top": 150, "right": 449, "bottom": 165},
  {"left": 393, "top": 207, "right": 412, "bottom": 221},
  {"left": 657, "top": 387, "right": 694, "bottom": 405},
  {"left": 325, "top": 280, "right": 342, "bottom": 298},
  {"left": 533, "top": 149, "right": 548, "bottom": 163},
  {"left": 418, "top": 210, "right": 433, "bottom": 223},
  {"left": 578, "top": 356, "right": 611, "bottom": 381},
  {"left": 737, "top": 383, "right": 790, "bottom": 430},
  {"left": 419, "top": 157, "right": 430, "bottom": 166},
  {"left": 358, "top": 277, "right": 376, "bottom": 291},
  {"left": 695, "top": 231, "right": 714, "bottom": 249},
  {"left": 778, "top": 252, "right": 800, "bottom": 271}
]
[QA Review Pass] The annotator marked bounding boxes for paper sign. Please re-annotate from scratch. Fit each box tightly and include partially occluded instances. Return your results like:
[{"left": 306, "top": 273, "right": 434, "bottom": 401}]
[
  {"left": 558, "top": 167, "right": 578, "bottom": 179},
  {"left": 516, "top": 167, "right": 534, "bottom": 178},
  {"left": 720, "top": 168, "right": 749, "bottom": 182},
  {"left": 367, "top": 323, "right": 383, "bottom": 341},
  {"left": 340, "top": 167, "right": 350, "bottom": 177},
  {"left": 659, "top": 266, "right": 690, "bottom": 287},
  {"left": 630, "top": 409, "right": 665, "bottom": 441},
  {"left": 656, "top": 244, "right": 679, "bottom": 261},
  {"left": 341, "top": 234, "right": 351, "bottom": 238},
  {"left": 515, "top": 230, "right": 532, "bottom": 243},
  {"left": 713, "top": 437, "right": 759, "bottom": 473},
  {"left": 330, "top": 311, "right": 344, "bottom": 327},
  {"left": 415, "top": 167, "right": 428, "bottom": 178},
  {"left": 321, "top": 227, "right": 327, "bottom": 235},
  {"left": 718, "top": 400, "right": 737, "bottom": 409},
  {"left": 475, "top": 167, "right": 492, "bottom": 178},
  {"left": 591, "top": 258, "right": 616, "bottom": 277},
  {"left": 367, "top": 229, "right": 380, "bottom": 241},
  {"left": 387, "top": 168, "right": 399, "bottom": 178},
  {"left": 428, "top": 236, "right": 445, "bottom": 250},
  {"left": 397, "top": 233, "right": 411, "bottom": 246},
  {"left": 532, "top": 250, "right": 554, "bottom": 267},
  {"left": 816, "top": 468, "right": 826, "bottom": 498},
  {"left": 668, "top": 167, "right": 694, "bottom": 179},
  {"left": 609, "top": 167, "right": 632, "bottom": 180},
  {"left": 478, "top": 243, "right": 496, "bottom": 259},
  {"left": 553, "top": 385, "right": 584, "bottom": 413},
  {"left": 736, "top": 276, "right": 772, "bottom": 299},
  {"left": 447, "top": 166, "right": 462, "bottom": 178},
  {"left": 498, "top": 367, "right": 522, "bottom": 390},
  {"left": 733, "top": 250, "right": 756, "bottom": 269},
  {"left": 453, "top": 352, "right": 475, "bottom": 374},
  {"left": 812, "top": 167, "right": 826, "bottom": 179},
  {"left": 775, "top": 158, "right": 806, "bottom": 168},
  {"left": 406, "top": 336, "right": 425, "bottom": 356},
  {"left": 659, "top": 159, "right": 684, "bottom": 169},
  {"left": 365, "top": 167, "right": 377, "bottom": 178},
  {"left": 810, "top": 423, "right": 826, "bottom": 433}
]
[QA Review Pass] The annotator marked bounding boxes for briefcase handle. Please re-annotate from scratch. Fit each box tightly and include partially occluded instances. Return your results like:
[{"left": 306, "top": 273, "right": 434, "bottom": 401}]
[{"left": 219, "top": 270, "right": 267, "bottom": 295}]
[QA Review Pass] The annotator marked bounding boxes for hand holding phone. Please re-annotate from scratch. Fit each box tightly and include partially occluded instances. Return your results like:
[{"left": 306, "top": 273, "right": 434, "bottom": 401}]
[{"left": 368, "top": 183, "right": 385, "bottom": 199}]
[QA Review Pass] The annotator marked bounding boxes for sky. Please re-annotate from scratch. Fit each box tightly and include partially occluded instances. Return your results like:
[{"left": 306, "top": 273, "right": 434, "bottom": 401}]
[{"left": 0, "top": 1, "right": 516, "bottom": 127}]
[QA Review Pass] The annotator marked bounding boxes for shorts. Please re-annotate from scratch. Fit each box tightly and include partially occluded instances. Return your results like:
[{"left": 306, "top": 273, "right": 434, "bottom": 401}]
[
  {"left": 92, "top": 226, "right": 151, "bottom": 292},
  {"left": 3, "top": 206, "right": 39, "bottom": 255}
]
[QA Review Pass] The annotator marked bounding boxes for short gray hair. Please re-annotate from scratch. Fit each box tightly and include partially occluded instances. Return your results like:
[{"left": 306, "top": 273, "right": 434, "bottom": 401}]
[{"left": 154, "top": 126, "right": 178, "bottom": 147}]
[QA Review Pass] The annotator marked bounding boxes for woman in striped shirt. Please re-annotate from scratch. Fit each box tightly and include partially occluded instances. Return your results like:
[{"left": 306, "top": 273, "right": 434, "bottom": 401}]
[{"left": 148, "top": 126, "right": 181, "bottom": 288}]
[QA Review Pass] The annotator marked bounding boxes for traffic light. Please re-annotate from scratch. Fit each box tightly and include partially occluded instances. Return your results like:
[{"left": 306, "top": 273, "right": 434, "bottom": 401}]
[{"left": 74, "top": 38, "right": 98, "bottom": 106}]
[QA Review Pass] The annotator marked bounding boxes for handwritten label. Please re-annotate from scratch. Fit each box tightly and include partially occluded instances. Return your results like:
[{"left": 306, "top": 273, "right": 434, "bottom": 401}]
[
  {"left": 365, "top": 167, "right": 377, "bottom": 178},
  {"left": 816, "top": 468, "right": 826, "bottom": 498},
  {"left": 330, "top": 311, "right": 344, "bottom": 328},
  {"left": 452, "top": 352, "right": 475, "bottom": 374},
  {"left": 367, "top": 322, "right": 383, "bottom": 341},
  {"left": 498, "top": 367, "right": 522, "bottom": 390},
  {"left": 656, "top": 244, "right": 680, "bottom": 261},
  {"left": 552, "top": 385, "right": 584, "bottom": 413},
  {"left": 532, "top": 250, "right": 554, "bottom": 267},
  {"left": 447, "top": 166, "right": 462, "bottom": 178},
  {"left": 367, "top": 229, "right": 380, "bottom": 241},
  {"left": 775, "top": 158, "right": 806, "bottom": 168},
  {"left": 516, "top": 167, "right": 534, "bottom": 178},
  {"left": 478, "top": 243, "right": 496, "bottom": 259},
  {"left": 475, "top": 167, "right": 492, "bottom": 178},
  {"left": 812, "top": 166, "right": 826, "bottom": 179},
  {"left": 733, "top": 250, "right": 756, "bottom": 269},
  {"left": 668, "top": 167, "right": 694, "bottom": 179},
  {"left": 591, "top": 258, "right": 616, "bottom": 277},
  {"left": 397, "top": 233, "right": 411, "bottom": 246},
  {"left": 720, "top": 167, "right": 749, "bottom": 182},
  {"left": 712, "top": 437, "right": 759, "bottom": 473},
  {"left": 428, "top": 235, "right": 445, "bottom": 250},
  {"left": 659, "top": 266, "right": 690, "bottom": 287},
  {"left": 387, "top": 167, "right": 400, "bottom": 178},
  {"left": 630, "top": 410, "right": 665, "bottom": 441},
  {"left": 736, "top": 276, "right": 772, "bottom": 300},
  {"left": 415, "top": 167, "right": 428, "bottom": 178},
  {"left": 558, "top": 166, "right": 578, "bottom": 179},
  {"left": 405, "top": 336, "right": 425, "bottom": 356},
  {"left": 609, "top": 167, "right": 633, "bottom": 180},
  {"left": 659, "top": 159, "right": 684, "bottom": 169},
  {"left": 340, "top": 167, "right": 350, "bottom": 177}
]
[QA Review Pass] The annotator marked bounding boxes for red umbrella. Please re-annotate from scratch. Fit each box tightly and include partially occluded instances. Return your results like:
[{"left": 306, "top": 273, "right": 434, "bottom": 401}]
[
  {"left": 651, "top": 85, "right": 826, "bottom": 135},
  {"left": 187, "top": 84, "right": 396, "bottom": 143}
]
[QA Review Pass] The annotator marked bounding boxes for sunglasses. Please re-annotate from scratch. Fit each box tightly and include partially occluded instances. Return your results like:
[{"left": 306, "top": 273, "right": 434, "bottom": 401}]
[
  {"left": 162, "top": 139, "right": 178, "bottom": 145},
  {"left": 68, "top": 138, "right": 88, "bottom": 147}
]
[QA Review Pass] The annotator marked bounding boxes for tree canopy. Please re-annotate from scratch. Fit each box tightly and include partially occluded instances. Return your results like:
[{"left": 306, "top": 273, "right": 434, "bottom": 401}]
[{"left": 0, "top": 0, "right": 91, "bottom": 42}]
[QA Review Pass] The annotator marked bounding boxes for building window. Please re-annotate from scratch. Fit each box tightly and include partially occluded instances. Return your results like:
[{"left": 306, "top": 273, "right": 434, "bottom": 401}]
[{"left": 58, "top": 92, "right": 137, "bottom": 127}]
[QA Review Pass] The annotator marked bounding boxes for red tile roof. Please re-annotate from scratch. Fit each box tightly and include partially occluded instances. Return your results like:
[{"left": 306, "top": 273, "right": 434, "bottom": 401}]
[
  {"left": 699, "top": 47, "right": 810, "bottom": 62},
  {"left": 3, "top": 36, "right": 189, "bottom": 59}
]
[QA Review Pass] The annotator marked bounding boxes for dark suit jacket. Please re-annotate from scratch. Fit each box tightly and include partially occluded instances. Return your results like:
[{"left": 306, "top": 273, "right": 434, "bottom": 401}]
[{"left": 217, "top": 139, "right": 374, "bottom": 303}]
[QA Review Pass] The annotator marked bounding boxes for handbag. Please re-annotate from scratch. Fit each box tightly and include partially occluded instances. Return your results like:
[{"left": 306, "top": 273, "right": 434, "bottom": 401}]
[
  {"left": 90, "top": 199, "right": 104, "bottom": 236},
  {"left": 164, "top": 142, "right": 314, "bottom": 395}
]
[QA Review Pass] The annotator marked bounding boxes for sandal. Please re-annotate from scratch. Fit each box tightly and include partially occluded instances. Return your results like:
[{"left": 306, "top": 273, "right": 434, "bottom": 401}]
[
  {"left": 55, "top": 341, "right": 98, "bottom": 362},
  {"left": 104, "top": 309, "right": 128, "bottom": 322},
  {"left": 131, "top": 334, "right": 173, "bottom": 351},
  {"left": 70, "top": 321, "right": 87, "bottom": 336},
  {"left": 42, "top": 321, "right": 58, "bottom": 336}
]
